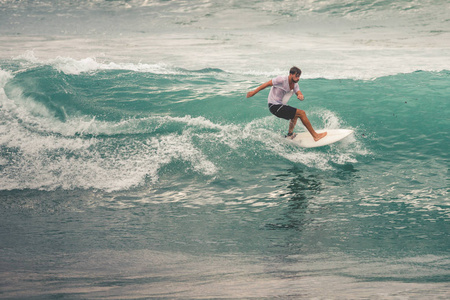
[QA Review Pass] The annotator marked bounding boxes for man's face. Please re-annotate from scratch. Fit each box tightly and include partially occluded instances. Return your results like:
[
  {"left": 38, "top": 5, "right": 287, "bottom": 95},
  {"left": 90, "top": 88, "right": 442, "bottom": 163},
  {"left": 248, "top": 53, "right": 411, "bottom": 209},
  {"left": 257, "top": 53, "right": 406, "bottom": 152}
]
[{"left": 291, "top": 73, "right": 300, "bottom": 83}]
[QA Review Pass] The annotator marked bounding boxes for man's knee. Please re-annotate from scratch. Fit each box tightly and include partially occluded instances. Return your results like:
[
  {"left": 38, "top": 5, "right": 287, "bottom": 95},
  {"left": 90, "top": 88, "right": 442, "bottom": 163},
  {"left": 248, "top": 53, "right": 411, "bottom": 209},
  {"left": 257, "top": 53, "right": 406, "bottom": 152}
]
[{"left": 296, "top": 109, "right": 306, "bottom": 118}]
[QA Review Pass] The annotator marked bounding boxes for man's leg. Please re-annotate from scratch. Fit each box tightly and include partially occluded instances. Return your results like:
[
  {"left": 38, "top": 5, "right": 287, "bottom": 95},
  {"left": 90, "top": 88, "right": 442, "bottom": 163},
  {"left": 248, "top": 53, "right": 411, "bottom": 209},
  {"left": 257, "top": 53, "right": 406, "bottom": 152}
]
[{"left": 288, "top": 109, "right": 327, "bottom": 141}]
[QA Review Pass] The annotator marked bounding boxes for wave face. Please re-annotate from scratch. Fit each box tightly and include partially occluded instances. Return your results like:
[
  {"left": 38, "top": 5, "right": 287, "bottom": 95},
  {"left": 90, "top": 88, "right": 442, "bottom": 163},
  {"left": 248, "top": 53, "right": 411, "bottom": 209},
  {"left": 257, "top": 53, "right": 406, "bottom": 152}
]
[
  {"left": 0, "top": 1, "right": 449, "bottom": 299},
  {"left": 0, "top": 60, "right": 362, "bottom": 191},
  {"left": 1, "top": 58, "right": 447, "bottom": 198}
]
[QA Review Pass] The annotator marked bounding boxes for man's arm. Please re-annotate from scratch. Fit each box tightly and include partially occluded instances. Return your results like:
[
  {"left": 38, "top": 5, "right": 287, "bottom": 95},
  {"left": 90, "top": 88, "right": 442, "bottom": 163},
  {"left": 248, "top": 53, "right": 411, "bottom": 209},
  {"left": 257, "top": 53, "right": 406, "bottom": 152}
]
[
  {"left": 246, "top": 80, "right": 273, "bottom": 98},
  {"left": 296, "top": 90, "right": 304, "bottom": 101}
]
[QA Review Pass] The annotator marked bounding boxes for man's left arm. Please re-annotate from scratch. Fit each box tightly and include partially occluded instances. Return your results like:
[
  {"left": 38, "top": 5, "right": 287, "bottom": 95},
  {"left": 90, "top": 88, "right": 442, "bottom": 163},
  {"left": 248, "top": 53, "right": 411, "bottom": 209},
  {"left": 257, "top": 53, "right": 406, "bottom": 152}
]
[{"left": 296, "top": 90, "right": 304, "bottom": 101}]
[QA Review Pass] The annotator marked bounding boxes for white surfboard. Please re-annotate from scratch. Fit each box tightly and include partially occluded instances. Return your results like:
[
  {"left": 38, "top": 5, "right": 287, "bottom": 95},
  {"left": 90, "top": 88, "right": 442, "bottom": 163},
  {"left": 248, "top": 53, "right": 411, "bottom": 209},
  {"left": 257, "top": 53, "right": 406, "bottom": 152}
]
[{"left": 289, "top": 129, "right": 354, "bottom": 148}]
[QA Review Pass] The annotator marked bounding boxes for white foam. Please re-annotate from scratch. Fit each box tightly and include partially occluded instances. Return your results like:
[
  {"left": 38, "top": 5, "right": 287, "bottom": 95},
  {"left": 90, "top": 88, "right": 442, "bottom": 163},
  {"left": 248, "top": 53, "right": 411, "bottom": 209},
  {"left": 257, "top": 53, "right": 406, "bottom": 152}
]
[
  {"left": 2, "top": 0, "right": 449, "bottom": 81},
  {"left": 0, "top": 124, "right": 219, "bottom": 192},
  {"left": 0, "top": 69, "right": 13, "bottom": 86},
  {"left": 316, "top": 109, "right": 342, "bottom": 129},
  {"left": 14, "top": 51, "right": 176, "bottom": 75},
  {"left": 11, "top": 46, "right": 449, "bottom": 81},
  {"left": 242, "top": 115, "right": 366, "bottom": 170},
  {"left": 0, "top": 72, "right": 223, "bottom": 191}
]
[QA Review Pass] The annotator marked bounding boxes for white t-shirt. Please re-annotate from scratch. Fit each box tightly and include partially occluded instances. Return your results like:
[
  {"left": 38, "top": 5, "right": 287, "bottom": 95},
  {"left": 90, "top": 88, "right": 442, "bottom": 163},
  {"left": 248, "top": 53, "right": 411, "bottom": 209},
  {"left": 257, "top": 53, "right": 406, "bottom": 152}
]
[{"left": 268, "top": 75, "right": 299, "bottom": 105}]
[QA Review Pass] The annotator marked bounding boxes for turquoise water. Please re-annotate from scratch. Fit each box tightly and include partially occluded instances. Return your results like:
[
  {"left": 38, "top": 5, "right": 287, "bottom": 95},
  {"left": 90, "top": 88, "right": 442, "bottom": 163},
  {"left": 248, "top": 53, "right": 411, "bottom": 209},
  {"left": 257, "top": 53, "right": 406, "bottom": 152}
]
[{"left": 1, "top": 0, "right": 449, "bottom": 298}]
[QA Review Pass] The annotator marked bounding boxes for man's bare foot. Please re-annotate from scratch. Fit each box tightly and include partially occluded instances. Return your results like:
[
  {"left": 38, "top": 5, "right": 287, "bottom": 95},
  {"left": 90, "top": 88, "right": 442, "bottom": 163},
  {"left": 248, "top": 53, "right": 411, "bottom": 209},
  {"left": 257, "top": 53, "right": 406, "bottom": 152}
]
[{"left": 313, "top": 132, "right": 327, "bottom": 142}]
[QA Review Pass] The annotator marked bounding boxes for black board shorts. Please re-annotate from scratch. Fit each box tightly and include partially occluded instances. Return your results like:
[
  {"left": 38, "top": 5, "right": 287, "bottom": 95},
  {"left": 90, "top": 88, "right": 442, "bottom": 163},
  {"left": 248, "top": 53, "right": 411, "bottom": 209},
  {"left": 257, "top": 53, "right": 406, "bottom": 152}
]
[{"left": 268, "top": 104, "right": 297, "bottom": 120}]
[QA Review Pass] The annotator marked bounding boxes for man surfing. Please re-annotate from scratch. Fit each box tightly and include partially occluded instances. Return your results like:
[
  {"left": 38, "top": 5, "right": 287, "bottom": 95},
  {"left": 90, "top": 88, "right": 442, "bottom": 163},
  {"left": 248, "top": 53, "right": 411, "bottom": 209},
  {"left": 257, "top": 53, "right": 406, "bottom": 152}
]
[{"left": 247, "top": 66, "right": 327, "bottom": 141}]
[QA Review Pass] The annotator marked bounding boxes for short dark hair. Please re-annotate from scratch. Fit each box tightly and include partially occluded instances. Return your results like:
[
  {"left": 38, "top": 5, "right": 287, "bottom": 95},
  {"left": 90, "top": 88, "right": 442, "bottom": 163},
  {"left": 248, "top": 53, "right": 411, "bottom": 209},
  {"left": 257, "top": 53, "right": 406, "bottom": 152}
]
[{"left": 290, "top": 66, "right": 302, "bottom": 76}]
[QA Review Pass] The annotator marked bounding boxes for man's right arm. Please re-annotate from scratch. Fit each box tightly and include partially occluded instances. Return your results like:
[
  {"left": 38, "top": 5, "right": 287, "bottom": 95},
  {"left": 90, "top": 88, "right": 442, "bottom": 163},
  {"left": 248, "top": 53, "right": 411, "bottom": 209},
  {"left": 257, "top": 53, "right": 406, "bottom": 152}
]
[{"left": 246, "top": 80, "right": 273, "bottom": 98}]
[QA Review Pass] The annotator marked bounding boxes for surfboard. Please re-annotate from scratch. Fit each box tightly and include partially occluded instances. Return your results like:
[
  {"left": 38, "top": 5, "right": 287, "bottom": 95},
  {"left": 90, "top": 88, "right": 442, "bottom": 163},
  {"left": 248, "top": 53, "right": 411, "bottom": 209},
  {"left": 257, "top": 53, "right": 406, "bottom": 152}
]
[{"left": 288, "top": 129, "right": 354, "bottom": 148}]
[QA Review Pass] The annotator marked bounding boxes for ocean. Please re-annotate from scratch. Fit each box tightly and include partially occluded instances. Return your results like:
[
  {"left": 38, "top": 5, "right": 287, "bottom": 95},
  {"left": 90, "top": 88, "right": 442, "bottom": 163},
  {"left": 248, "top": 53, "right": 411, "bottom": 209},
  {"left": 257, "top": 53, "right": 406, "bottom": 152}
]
[{"left": 0, "top": 0, "right": 449, "bottom": 298}]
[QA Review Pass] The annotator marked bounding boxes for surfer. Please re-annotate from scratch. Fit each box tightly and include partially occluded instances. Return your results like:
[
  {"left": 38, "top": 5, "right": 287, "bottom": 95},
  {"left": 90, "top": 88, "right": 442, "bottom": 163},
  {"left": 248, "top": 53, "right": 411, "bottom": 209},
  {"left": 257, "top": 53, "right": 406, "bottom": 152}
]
[{"left": 247, "top": 67, "right": 327, "bottom": 141}]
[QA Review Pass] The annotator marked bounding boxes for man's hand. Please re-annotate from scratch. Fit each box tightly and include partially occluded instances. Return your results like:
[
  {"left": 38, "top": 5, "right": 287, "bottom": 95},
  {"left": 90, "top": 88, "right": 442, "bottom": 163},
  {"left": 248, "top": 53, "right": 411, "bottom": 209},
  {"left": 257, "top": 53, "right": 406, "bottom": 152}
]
[
  {"left": 297, "top": 94, "right": 304, "bottom": 101},
  {"left": 247, "top": 91, "right": 256, "bottom": 98}
]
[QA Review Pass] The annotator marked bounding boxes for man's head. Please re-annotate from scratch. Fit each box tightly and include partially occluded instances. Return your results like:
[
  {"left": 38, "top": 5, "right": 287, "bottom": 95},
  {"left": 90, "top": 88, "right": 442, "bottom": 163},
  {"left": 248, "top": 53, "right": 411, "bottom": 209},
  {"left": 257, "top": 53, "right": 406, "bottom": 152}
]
[{"left": 289, "top": 66, "right": 302, "bottom": 83}]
